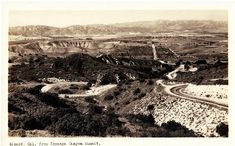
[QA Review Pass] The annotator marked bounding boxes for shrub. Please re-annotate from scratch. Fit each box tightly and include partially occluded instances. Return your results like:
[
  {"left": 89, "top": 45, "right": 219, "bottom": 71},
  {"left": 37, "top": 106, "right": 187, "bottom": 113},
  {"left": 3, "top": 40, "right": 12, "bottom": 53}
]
[
  {"left": 8, "top": 114, "right": 20, "bottom": 130},
  {"left": 39, "top": 61, "right": 44, "bottom": 66},
  {"left": 88, "top": 104, "right": 103, "bottom": 114},
  {"left": 81, "top": 84, "right": 90, "bottom": 90},
  {"left": 206, "top": 94, "right": 211, "bottom": 98},
  {"left": 27, "top": 85, "right": 44, "bottom": 95},
  {"left": 86, "top": 38, "right": 93, "bottom": 40},
  {"left": 147, "top": 104, "right": 155, "bottom": 111},
  {"left": 113, "top": 90, "right": 120, "bottom": 96},
  {"left": 34, "top": 57, "right": 42, "bottom": 63},
  {"left": 104, "top": 94, "right": 114, "bottom": 100},
  {"left": 185, "top": 61, "right": 191, "bottom": 70},
  {"left": 195, "top": 59, "right": 207, "bottom": 64},
  {"left": 216, "top": 122, "right": 228, "bottom": 137},
  {"left": 146, "top": 114, "right": 155, "bottom": 126},
  {"left": 58, "top": 89, "right": 73, "bottom": 94},
  {"left": 128, "top": 114, "right": 155, "bottom": 127},
  {"left": 85, "top": 97, "right": 97, "bottom": 104},
  {"left": 29, "top": 57, "right": 34, "bottom": 64},
  {"left": 138, "top": 92, "right": 146, "bottom": 99},
  {"left": 69, "top": 84, "right": 79, "bottom": 89},
  {"left": 147, "top": 79, "right": 154, "bottom": 85},
  {"left": 8, "top": 103, "right": 25, "bottom": 115},
  {"left": 133, "top": 88, "right": 141, "bottom": 95},
  {"left": 176, "top": 59, "right": 183, "bottom": 67},
  {"left": 125, "top": 101, "right": 130, "bottom": 105},
  {"left": 54, "top": 113, "right": 83, "bottom": 135},
  {"left": 161, "top": 120, "right": 182, "bottom": 131},
  {"left": 106, "top": 126, "right": 130, "bottom": 136},
  {"left": 86, "top": 82, "right": 92, "bottom": 87},
  {"left": 38, "top": 92, "right": 69, "bottom": 108},
  {"left": 139, "top": 78, "right": 145, "bottom": 83},
  {"left": 8, "top": 59, "right": 13, "bottom": 63},
  {"left": 99, "top": 74, "right": 117, "bottom": 85},
  {"left": 22, "top": 117, "right": 44, "bottom": 130},
  {"left": 124, "top": 79, "right": 132, "bottom": 85},
  {"left": 159, "top": 120, "right": 198, "bottom": 137}
]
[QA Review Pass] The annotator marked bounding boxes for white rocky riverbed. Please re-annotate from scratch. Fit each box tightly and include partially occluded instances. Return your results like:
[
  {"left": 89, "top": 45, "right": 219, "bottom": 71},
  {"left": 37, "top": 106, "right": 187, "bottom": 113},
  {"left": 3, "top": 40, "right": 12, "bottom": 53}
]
[{"left": 184, "top": 84, "right": 227, "bottom": 100}]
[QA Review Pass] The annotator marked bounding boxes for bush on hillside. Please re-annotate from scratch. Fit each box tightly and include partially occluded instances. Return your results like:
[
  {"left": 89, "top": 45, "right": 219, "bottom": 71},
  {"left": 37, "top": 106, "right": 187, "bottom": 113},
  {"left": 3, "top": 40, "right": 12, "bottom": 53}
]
[{"left": 216, "top": 122, "right": 228, "bottom": 137}]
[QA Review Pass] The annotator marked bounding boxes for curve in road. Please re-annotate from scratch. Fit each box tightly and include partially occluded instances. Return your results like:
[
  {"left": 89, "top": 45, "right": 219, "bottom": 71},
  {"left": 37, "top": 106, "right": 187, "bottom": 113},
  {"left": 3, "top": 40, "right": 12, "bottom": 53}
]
[{"left": 157, "top": 80, "right": 228, "bottom": 111}]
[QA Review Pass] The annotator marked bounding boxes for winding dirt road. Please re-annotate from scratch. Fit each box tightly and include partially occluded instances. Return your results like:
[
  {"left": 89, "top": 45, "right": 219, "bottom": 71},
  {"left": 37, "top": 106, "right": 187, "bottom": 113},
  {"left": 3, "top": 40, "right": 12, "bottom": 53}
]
[
  {"left": 157, "top": 80, "right": 228, "bottom": 110},
  {"left": 41, "top": 81, "right": 116, "bottom": 98}
]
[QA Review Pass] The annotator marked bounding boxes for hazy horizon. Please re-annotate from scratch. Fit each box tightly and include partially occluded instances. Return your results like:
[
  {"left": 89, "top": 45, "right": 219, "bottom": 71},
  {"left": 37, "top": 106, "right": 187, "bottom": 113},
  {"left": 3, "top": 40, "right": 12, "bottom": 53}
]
[{"left": 9, "top": 10, "right": 227, "bottom": 27}]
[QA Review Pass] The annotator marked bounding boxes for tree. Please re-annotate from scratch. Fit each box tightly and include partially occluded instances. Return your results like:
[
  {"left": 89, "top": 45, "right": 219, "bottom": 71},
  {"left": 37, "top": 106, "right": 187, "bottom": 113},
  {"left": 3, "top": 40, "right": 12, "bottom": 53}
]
[
  {"left": 133, "top": 88, "right": 141, "bottom": 95},
  {"left": 176, "top": 59, "right": 183, "bottom": 67},
  {"left": 147, "top": 104, "right": 155, "bottom": 115},
  {"left": 185, "top": 61, "right": 191, "bottom": 70},
  {"left": 196, "top": 76, "right": 204, "bottom": 85},
  {"left": 216, "top": 122, "right": 228, "bottom": 137},
  {"left": 195, "top": 59, "right": 207, "bottom": 64}
]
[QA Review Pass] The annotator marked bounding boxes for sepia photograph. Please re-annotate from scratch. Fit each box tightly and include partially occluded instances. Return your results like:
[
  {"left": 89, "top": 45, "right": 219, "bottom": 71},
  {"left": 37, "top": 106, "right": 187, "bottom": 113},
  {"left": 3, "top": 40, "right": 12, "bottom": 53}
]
[{"left": 7, "top": 9, "right": 229, "bottom": 138}]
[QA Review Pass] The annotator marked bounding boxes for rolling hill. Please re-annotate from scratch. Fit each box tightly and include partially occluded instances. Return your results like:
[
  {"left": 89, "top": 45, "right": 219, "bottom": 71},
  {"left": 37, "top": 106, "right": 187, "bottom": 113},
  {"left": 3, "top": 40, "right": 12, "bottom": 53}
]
[{"left": 9, "top": 20, "right": 227, "bottom": 37}]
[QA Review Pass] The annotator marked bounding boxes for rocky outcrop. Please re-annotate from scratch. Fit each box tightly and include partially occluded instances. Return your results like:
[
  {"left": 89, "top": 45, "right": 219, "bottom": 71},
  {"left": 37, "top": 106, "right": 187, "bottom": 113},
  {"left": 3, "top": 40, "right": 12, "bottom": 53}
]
[
  {"left": 96, "top": 72, "right": 137, "bottom": 85},
  {"left": 9, "top": 40, "right": 121, "bottom": 55}
]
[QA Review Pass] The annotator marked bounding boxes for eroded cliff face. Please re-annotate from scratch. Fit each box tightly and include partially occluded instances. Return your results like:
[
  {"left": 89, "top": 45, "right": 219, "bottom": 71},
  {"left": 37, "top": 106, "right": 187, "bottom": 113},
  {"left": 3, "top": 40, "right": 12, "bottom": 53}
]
[{"left": 9, "top": 40, "right": 120, "bottom": 55}]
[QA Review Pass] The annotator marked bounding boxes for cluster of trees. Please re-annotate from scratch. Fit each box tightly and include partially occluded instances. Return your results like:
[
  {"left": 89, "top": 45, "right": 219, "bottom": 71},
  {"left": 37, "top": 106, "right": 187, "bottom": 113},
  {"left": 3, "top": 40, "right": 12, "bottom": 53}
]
[
  {"left": 52, "top": 105, "right": 128, "bottom": 136},
  {"left": 126, "top": 113, "right": 198, "bottom": 137},
  {"left": 9, "top": 88, "right": 200, "bottom": 137}
]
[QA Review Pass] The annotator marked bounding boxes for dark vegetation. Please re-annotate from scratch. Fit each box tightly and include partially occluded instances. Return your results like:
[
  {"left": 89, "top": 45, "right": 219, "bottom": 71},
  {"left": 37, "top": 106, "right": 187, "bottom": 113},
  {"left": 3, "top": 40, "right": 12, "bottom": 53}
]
[
  {"left": 126, "top": 114, "right": 198, "bottom": 137},
  {"left": 58, "top": 89, "right": 73, "bottom": 94},
  {"left": 53, "top": 107, "right": 127, "bottom": 136},
  {"left": 8, "top": 84, "right": 199, "bottom": 137},
  {"left": 9, "top": 53, "right": 175, "bottom": 85},
  {"left": 9, "top": 51, "right": 227, "bottom": 85},
  {"left": 127, "top": 114, "right": 155, "bottom": 127},
  {"left": 216, "top": 122, "right": 228, "bottom": 137},
  {"left": 159, "top": 120, "right": 198, "bottom": 137},
  {"left": 195, "top": 59, "right": 207, "bottom": 64},
  {"left": 8, "top": 85, "right": 128, "bottom": 136},
  {"left": 147, "top": 104, "right": 155, "bottom": 111},
  {"left": 133, "top": 88, "right": 141, "bottom": 95},
  {"left": 85, "top": 96, "right": 97, "bottom": 104},
  {"left": 138, "top": 92, "right": 146, "bottom": 99},
  {"left": 104, "top": 94, "right": 115, "bottom": 101},
  {"left": 147, "top": 79, "right": 154, "bottom": 85},
  {"left": 175, "top": 61, "right": 228, "bottom": 84},
  {"left": 104, "top": 87, "right": 122, "bottom": 101}
]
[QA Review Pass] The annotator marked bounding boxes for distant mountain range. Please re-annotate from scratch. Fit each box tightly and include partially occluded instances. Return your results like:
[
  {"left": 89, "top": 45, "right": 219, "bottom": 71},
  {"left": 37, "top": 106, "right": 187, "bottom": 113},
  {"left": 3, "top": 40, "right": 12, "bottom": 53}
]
[{"left": 9, "top": 20, "right": 227, "bottom": 36}]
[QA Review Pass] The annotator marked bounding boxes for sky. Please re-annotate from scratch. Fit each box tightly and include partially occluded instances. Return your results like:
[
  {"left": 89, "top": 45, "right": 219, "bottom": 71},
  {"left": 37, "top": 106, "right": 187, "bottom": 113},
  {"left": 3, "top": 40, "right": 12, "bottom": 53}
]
[{"left": 9, "top": 10, "right": 227, "bottom": 27}]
